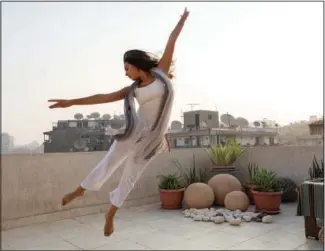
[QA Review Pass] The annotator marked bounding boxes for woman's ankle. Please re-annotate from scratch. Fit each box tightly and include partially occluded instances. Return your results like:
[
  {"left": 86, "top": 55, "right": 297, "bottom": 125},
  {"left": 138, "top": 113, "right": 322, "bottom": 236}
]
[{"left": 75, "top": 186, "right": 86, "bottom": 195}]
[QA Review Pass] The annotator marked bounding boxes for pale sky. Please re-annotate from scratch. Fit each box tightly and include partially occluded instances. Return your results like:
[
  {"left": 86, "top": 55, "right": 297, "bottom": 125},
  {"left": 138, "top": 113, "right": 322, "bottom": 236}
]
[{"left": 2, "top": 2, "right": 323, "bottom": 145}]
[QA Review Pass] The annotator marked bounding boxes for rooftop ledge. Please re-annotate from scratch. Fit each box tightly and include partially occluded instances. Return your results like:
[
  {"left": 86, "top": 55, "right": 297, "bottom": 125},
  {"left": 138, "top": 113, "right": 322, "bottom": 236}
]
[{"left": 1, "top": 145, "right": 323, "bottom": 247}]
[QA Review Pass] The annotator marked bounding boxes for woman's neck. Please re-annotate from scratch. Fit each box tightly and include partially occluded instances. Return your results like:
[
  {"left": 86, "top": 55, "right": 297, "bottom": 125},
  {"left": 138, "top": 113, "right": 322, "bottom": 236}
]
[{"left": 139, "top": 74, "right": 155, "bottom": 87}]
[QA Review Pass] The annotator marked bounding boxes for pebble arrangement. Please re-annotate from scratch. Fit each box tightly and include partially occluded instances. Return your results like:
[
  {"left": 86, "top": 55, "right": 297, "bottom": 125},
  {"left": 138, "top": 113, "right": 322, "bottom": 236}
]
[{"left": 181, "top": 208, "right": 273, "bottom": 226}]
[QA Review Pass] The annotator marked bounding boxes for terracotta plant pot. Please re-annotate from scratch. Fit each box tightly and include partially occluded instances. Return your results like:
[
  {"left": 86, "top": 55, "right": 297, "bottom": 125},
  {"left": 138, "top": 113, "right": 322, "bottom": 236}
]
[
  {"left": 243, "top": 184, "right": 257, "bottom": 205},
  {"left": 210, "top": 164, "right": 237, "bottom": 176},
  {"left": 252, "top": 190, "right": 283, "bottom": 214},
  {"left": 159, "top": 188, "right": 185, "bottom": 209}
]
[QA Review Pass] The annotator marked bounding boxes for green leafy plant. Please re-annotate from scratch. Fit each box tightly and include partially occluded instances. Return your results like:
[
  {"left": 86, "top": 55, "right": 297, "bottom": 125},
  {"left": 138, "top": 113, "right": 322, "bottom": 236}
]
[
  {"left": 247, "top": 162, "right": 259, "bottom": 185},
  {"left": 157, "top": 173, "right": 184, "bottom": 190},
  {"left": 308, "top": 155, "right": 324, "bottom": 180},
  {"left": 203, "top": 138, "right": 246, "bottom": 166},
  {"left": 173, "top": 154, "right": 208, "bottom": 187},
  {"left": 254, "top": 168, "right": 281, "bottom": 192}
]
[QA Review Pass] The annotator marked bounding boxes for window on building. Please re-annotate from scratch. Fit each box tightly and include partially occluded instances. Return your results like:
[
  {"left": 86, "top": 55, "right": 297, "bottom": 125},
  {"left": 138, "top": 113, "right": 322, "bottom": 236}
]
[{"left": 208, "top": 114, "right": 212, "bottom": 120}]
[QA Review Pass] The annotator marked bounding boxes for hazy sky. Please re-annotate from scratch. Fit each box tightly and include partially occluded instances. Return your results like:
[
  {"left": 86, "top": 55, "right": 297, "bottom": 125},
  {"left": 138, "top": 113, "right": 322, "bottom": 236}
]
[{"left": 2, "top": 2, "right": 323, "bottom": 145}]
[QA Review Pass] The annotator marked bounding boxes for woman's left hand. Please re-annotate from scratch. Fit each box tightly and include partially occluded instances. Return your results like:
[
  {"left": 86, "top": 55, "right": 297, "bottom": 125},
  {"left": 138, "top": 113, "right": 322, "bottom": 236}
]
[{"left": 171, "top": 8, "right": 190, "bottom": 39}]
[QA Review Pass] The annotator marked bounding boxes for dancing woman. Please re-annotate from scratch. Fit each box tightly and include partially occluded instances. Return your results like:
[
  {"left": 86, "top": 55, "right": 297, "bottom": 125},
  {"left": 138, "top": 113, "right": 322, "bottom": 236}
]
[{"left": 48, "top": 8, "right": 189, "bottom": 237}]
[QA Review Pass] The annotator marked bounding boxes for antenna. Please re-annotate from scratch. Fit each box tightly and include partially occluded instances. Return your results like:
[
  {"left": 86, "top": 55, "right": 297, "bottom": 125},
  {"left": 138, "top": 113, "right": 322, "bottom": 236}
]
[
  {"left": 186, "top": 103, "right": 199, "bottom": 111},
  {"left": 180, "top": 109, "right": 184, "bottom": 124}
]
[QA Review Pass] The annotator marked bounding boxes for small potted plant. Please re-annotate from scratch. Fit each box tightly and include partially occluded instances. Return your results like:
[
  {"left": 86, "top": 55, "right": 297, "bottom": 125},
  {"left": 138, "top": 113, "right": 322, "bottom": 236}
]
[
  {"left": 203, "top": 138, "right": 246, "bottom": 175},
  {"left": 243, "top": 162, "right": 259, "bottom": 204},
  {"left": 252, "top": 168, "right": 283, "bottom": 214},
  {"left": 157, "top": 173, "right": 185, "bottom": 209}
]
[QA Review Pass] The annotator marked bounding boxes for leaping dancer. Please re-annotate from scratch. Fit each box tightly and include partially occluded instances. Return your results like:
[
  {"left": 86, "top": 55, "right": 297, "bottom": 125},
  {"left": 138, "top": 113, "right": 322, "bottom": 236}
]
[{"left": 48, "top": 8, "right": 189, "bottom": 237}]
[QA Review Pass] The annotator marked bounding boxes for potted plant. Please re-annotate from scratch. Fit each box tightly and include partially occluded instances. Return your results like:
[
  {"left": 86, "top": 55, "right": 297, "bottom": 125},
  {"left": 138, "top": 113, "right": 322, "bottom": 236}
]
[
  {"left": 308, "top": 155, "right": 324, "bottom": 180},
  {"left": 173, "top": 154, "right": 208, "bottom": 187},
  {"left": 252, "top": 168, "right": 283, "bottom": 214},
  {"left": 243, "top": 162, "right": 259, "bottom": 204},
  {"left": 203, "top": 138, "right": 246, "bottom": 175},
  {"left": 157, "top": 173, "right": 185, "bottom": 209}
]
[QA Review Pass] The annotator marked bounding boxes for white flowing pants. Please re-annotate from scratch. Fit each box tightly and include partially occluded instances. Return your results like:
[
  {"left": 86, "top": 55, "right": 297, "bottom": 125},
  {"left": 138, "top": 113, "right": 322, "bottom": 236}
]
[{"left": 80, "top": 122, "right": 155, "bottom": 208}]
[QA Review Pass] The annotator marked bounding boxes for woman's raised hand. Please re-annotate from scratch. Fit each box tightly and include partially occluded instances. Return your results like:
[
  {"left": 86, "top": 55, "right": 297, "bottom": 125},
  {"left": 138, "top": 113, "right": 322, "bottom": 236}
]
[{"left": 48, "top": 99, "right": 73, "bottom": 109}]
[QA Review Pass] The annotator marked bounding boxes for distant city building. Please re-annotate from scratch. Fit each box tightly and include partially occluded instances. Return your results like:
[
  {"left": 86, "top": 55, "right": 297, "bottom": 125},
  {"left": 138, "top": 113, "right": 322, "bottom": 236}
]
[
  {"left": 167, "top": 109, "right": 278, "bottom": 148},
  {"left": 297, "top": 119, "right": 324, "bottom": 146},
  {"left": 43, "top": 119, "right": 117, "bottom": 153},
  {"left": 1, "top": 133, "right": 14, "bottom": 152},
  {"left": 308, "top": 119, "right": 324, "bottom": 136},
  {"left": 183, "top": 110, "right": 219, "bottom": 131},
  {"left": 167, "top": 127, "right": 278, "bottom": 148}
]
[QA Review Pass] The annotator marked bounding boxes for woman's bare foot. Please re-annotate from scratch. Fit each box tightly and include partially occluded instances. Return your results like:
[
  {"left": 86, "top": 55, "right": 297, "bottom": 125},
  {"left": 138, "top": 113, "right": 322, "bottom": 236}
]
[
  {"left": 104, "top": 212, "right": 114, "bottom": 237},
  {"left": 61, "top": 187, "right": 85, "bottom": 206}
]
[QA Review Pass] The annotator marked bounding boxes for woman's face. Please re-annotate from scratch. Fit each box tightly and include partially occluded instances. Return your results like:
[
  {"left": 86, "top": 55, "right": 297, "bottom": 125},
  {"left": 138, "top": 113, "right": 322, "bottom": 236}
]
[{"left": 124, "top": 62, "right": 140, "bottom": 81}]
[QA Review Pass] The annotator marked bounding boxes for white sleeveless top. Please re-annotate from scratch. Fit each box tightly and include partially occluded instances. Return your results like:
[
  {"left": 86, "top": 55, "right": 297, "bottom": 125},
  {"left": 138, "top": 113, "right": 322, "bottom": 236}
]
[{"left": 135, "top": 78, "right": 165, "bottom": 126}]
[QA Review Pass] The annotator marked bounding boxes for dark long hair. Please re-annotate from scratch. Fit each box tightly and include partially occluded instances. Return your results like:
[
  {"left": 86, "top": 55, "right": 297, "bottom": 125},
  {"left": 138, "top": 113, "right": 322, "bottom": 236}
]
[{"left": 123, "top": 49, "right": 174, "bottom": 79}]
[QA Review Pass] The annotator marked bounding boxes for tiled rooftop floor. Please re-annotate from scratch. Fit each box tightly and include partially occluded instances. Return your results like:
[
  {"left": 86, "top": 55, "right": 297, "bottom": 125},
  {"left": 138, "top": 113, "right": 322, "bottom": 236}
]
[{"left": 2, "top": 202, "right": 323, "bottom": 250}]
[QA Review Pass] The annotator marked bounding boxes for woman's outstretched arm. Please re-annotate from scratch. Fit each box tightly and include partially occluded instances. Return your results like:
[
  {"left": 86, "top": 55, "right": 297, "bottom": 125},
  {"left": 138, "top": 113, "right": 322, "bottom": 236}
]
[
  {"left": 48, "top": 86, "right": 130, "bottom": 109},
  {"left": 158, "top": 7, "right": 189, "bottom": 74}
]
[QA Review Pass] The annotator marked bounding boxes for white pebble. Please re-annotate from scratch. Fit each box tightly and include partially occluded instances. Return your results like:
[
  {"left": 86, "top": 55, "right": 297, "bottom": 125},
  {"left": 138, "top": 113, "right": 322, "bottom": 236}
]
[
  {"left": 242, "top": 215, "right": 253, "bottom": 222},
  {"left": 214, "top": 216, "right": 225, "bottom": 224},
  {"left": 229, "top": 218, "right": 242, "bottom": 226},
  {"left": 262, "top": 215, "right": 273, "bottom": 223},
  {"left": 225, "top": 216, "right": 235, "bottom": 222}
]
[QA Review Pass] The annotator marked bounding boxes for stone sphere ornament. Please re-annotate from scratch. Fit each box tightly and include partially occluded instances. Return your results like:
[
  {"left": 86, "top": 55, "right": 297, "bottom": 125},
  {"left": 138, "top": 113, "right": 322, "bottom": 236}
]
[
  {"left": 224, "top": 191, "right": 250, "bottom": 211},
  {"left": 184, "top": 182, "right": 214, "bottom": 209},
  {"left": 208, "top": 174, "right": 242, "bottom": 205}
]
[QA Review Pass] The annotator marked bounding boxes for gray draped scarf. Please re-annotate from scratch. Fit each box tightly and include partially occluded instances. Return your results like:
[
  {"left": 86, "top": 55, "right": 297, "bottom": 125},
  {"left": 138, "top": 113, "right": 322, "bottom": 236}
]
[{"left": 114, "top": 68, "right": 174, "bottom": 160}]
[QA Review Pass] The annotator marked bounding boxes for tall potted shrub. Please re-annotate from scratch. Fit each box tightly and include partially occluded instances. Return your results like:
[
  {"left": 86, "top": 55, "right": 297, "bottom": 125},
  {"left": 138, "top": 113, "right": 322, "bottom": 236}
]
[
  {"left": 203, "top": 138, "right": 246, "bottom": 175},
  {"left": 243, "top": 162, "right": 259, "bottom": 204},
  {"left": 173, "top": 154, "right": 208, "bottom": 187},
  {"left": 157, "top": 173, "right": 185, "bottom": 209},
  {"left": 252, "top": 168, "right": 283, "bottom": 214}
]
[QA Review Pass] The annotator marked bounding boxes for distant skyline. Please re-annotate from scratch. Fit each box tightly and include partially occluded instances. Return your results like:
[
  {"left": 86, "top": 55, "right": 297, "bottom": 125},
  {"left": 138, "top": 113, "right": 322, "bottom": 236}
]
[{"left": 2, "top": 2, "right": 323, "bottom": 145}]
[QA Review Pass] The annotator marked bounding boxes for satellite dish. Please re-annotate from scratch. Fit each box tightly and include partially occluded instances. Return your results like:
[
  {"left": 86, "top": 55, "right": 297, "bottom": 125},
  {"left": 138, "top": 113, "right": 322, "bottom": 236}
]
[
  {"left": 74, "top": 113, "right": 84, "bottom": 120},
  {"left": 171, "top": 120, "right": 182, "bottom": 130},
  {"left": 220, "top": 113, "right": 236, "bottom": 126},
  {"left": 91, "top": 112, "right": 101, "bottom": 120},
  {"left": 200, "top": 121, "right": 207, "bottom": 128},
  {"left": 102, "top": 114, "right": 111, "bottom": 120},
  {"left": 74, "top": 138, "right": 87, "bottom": 149},
  {"left": 253, "top": 121, "right": 261, "bottom": 127},
  {"left": 235, "top": 117, "right": 249, "bottom": 128}
]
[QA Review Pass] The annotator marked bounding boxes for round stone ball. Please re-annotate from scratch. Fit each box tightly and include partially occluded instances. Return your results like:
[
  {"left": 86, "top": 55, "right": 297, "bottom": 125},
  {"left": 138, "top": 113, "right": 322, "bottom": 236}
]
[
  {"left": 225, "top": 190, "right": 250, "bottom": 211},
  {"left": 208, "top": 174, "right": 242, "bottom": 205},
  {"left": 184, "top": 182, "right": 214, "bottom": 209}
]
